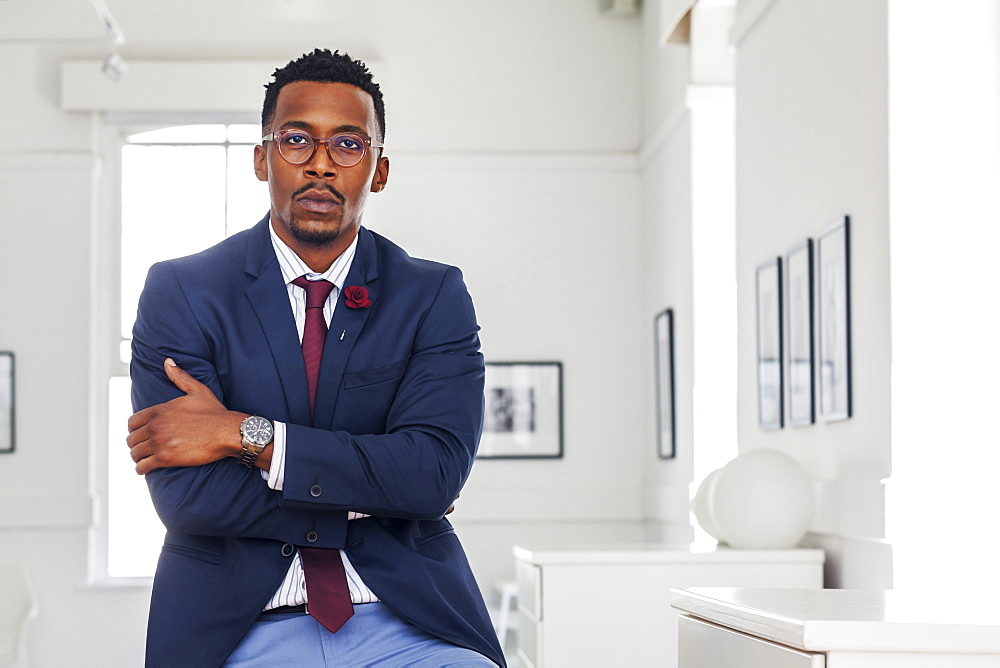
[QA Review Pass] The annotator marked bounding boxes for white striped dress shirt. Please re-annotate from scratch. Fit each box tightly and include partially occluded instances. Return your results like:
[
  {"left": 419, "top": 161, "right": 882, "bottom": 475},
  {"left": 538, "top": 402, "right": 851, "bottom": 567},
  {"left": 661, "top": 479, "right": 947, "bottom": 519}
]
[{"left": 261, "top": 222, "right": 379, "bottom": 610}]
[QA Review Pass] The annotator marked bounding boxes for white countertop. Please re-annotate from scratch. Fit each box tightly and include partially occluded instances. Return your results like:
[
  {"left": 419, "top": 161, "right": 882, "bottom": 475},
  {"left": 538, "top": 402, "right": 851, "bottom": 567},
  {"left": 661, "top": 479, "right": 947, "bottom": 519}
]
[
  {"left": 513, "top": 543, "right": 825, "bottom": 566},
  {"left": 671, "top": 587, "right": 1000, "bottom": 654}
]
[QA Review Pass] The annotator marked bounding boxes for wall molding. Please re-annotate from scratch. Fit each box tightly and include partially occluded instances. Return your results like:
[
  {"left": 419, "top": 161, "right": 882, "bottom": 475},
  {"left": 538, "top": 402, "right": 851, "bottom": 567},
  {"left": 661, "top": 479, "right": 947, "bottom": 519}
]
[
  {"left": 802, "top": 531, "right": 893, "bottom": 589},
  {"left": 638, "top": 106, "right": 689, "bottom": 169},
  {"left": 389, "top": 151, "right": 638, "bottom": 173},
  {"left": 0, "top": 495, "right": 94, "bottom": 529},
  {"left": 456, "top": 483, "right": 643, "bottom": 522},
  {"left": 0, "top": 152, "right": 97, "bottom": 172},
  {"left": 62, "top": 60, "right": 290, "bottom": 112}
]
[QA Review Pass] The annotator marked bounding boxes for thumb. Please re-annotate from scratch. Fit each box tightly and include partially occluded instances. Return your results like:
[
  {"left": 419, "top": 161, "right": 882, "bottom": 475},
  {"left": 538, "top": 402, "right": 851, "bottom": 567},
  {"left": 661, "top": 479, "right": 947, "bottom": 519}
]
[{"left": 164, "top": 358, "right": 205, "bottom": 396}]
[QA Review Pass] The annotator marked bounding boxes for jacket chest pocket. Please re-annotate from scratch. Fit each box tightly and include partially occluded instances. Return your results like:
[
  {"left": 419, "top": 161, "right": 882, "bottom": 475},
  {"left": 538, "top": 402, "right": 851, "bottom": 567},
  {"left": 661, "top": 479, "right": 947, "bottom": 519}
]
[
  {"left": 338, "top": 357, "right": 410, "bottom": 433},
  {"left": 343, "top": 356, "right": 410, "bottom": 389}
]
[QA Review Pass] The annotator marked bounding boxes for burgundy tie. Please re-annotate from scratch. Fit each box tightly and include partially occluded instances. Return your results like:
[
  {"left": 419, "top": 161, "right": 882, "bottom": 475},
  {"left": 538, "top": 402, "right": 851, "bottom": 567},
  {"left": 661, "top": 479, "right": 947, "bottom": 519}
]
[{"left": 290, "top": 276, "right": 355, "bottom": 633}]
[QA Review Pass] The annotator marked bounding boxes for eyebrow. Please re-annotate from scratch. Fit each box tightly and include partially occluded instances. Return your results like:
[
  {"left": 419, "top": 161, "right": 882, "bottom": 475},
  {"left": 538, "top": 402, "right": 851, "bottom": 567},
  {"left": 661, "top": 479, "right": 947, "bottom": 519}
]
[{"left": 281, "top": 120, "right": 370, "bottom": 136}]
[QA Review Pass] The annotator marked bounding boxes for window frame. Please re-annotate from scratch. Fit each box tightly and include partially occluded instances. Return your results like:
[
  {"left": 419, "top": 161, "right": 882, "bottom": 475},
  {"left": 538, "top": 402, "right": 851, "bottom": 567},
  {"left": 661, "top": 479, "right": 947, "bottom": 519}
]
[{"left": 90, "top": 115, "right": 262, "bottom": 585}]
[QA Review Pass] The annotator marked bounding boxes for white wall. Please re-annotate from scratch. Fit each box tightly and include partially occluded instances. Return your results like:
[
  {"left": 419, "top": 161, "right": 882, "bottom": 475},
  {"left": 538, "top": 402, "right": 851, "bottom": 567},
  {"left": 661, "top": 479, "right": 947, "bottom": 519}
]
[
  {"left": 888, "top": 0, "right": 1000, "bottom": 593},
  {"left": 638, "top": 0, "right": 697, "bottom": 539},
  {"left": 733, "top": 0, "right": 892, "bottom": 587},
  {"left": 0, "top": 2, "right": 644, "bottom": 664},
  {"left": 638, "top": 0, "right": 741, "bottom": 543}
]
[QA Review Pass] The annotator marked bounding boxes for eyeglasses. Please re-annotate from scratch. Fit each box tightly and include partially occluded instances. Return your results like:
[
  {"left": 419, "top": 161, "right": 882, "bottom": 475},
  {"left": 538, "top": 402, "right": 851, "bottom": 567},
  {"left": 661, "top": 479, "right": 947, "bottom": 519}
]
[{"left": 261, "top": 129, "right": 383, "bottom": 167}]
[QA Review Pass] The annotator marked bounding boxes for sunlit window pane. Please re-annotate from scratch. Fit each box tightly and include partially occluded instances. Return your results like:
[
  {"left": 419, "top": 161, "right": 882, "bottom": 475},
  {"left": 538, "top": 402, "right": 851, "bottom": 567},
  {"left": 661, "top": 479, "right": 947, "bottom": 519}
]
[
  {"left": 127, "top": 124, "right": 227, "bottom": 144},
  {"left": 107, "top": 376, "right": 163, "bottom": 577},
  {"left": 110, "top": 124, "right": 273, "bottom": 579},
  {"left": 228, "top": 124, "right": 263, "bottom": 144},
  {"left": 226, "top": 144, "right": 271, "bottom": 235},
  {"left": 120, "top": 144, "right": 227, "bottom": 338}
]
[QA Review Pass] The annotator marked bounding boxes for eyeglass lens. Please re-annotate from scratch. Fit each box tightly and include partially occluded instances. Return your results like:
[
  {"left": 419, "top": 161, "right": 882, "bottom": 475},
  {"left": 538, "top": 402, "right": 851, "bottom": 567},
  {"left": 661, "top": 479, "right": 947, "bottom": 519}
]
[{"left": 277, "top": 131, "right": 368, "bottom": 167}]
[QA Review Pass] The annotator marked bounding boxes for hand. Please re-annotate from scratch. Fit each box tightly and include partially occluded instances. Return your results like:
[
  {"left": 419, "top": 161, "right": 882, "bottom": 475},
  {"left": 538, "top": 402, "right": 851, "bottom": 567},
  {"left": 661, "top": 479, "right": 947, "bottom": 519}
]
[{"left": 127, "top": 359, "right": 247, "bottom": 475}]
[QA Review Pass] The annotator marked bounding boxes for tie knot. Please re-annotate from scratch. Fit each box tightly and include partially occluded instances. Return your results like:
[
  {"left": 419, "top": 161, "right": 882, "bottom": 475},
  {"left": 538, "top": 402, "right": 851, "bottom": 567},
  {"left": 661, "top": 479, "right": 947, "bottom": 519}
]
[{"left": 292, "top": 276, "right": 335, "bottom": 309}]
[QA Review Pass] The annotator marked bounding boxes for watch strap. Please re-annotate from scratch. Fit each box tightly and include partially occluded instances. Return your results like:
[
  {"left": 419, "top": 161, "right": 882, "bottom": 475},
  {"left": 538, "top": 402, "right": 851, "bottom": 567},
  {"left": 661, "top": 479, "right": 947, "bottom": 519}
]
[{"left": 237, "top": 441, "right": 265, "bottom": 468}]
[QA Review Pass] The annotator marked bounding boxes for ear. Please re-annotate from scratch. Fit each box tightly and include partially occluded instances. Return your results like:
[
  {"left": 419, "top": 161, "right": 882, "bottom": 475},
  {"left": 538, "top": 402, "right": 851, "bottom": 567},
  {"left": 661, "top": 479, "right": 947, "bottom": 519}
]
[
  {"left": 370, "top": 156, "right": 389, "bottom": 193},
  {"left": 253, "top": 144, "right": 268, "bottom": 182}
]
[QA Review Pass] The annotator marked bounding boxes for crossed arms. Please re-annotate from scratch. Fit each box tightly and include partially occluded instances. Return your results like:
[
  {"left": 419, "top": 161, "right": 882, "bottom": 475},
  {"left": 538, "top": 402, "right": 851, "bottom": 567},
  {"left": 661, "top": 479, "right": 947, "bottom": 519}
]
[{"left": 127, "top": 259, "right": 483, "bottom": 546}]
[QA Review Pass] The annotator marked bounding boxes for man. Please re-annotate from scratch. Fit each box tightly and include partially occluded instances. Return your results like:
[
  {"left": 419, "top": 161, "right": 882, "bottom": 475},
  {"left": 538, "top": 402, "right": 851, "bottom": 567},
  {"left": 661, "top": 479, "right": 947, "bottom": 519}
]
[{"left": 126, "top": 49, "right": 503, "bottom": 667}]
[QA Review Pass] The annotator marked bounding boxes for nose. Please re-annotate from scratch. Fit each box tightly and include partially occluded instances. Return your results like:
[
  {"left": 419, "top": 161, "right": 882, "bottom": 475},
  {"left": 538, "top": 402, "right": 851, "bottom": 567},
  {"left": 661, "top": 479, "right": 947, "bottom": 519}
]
[{"left": 304, "top": 139, "right": 338, "bottom": 178}]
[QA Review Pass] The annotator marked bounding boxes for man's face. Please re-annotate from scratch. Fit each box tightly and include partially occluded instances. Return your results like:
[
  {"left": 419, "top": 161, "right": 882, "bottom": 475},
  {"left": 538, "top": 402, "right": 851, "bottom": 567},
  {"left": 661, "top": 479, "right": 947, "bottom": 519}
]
[{"left": 254, "top": 81, "right": 389, "bottom": 253}]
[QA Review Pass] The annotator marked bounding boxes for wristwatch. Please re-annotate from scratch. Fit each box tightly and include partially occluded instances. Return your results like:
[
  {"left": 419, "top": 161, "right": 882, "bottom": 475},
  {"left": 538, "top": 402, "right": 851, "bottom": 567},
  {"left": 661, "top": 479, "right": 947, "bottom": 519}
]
[{"left": 238, "top": 415, "right": 274, "bottom": 468}]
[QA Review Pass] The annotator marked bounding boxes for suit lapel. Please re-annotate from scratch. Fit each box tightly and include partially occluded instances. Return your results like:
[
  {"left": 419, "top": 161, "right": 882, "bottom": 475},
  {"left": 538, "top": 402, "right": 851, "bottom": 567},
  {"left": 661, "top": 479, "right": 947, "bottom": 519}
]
[
  {"left": 243, "top": 217, "right": 312, "bottom": 426},
  {"left": 312, "top": 227, "right": 379, "bottom": 430}
]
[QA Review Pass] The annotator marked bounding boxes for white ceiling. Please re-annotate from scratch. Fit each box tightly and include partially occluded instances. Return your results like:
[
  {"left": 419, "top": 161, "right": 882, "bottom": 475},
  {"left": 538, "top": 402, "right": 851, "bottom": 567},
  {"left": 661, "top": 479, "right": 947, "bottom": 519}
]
[{"left": 0, "top": 0, "right": 114, "bottom": 43}]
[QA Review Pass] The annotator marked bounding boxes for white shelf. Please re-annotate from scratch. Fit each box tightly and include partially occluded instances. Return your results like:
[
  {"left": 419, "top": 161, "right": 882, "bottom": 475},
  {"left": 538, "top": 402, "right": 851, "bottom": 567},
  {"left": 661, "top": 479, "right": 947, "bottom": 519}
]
[
  {"left": 513, "top": 543, "right": 824, "bottom": 566},
  {"left": 671, "top": 587, "right": 1000, "bottom": 654}
]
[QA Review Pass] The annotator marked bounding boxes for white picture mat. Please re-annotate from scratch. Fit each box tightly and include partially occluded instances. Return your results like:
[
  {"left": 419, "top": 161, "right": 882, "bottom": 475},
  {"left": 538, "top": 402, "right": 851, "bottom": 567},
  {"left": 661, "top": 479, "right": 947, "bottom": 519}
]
[
  {"left": 479, "top": 363, "right": 562, "bottom": 458},
  {"left": 756, "top": 259, "right": 783, "bottom": 429},
  {"left": 786, "top": 240, "right": 814, "bottom": 426},
  {"left": 0, "top": 353, "right": 12, "bottom": 453},
  {"left": 816, "top": 218, "right": 851, "bottom": 421}
]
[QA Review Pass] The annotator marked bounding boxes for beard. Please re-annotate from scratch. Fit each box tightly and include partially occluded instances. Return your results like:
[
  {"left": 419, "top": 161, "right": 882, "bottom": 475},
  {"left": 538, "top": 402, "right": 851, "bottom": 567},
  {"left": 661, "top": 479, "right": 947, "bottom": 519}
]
[
  {"left": 284, "top": 182, "right": 350, "bottom": 247},
  {"left": 288, "top": 214, "right": 344, "bottom": 247}
]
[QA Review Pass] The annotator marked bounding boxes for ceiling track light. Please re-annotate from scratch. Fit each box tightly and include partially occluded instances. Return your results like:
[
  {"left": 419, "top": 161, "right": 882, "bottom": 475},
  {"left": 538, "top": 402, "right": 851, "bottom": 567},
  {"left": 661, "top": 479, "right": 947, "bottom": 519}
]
[
  {"left": 102, "top": 50, "right": 127, "bottom": 82},
  {"left": 90, "top": 0, "right": 125, "bottom": 46}
]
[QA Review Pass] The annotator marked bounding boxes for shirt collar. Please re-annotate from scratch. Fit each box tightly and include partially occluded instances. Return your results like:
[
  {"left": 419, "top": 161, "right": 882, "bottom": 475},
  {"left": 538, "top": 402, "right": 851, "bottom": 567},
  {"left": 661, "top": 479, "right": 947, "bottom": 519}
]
[{"left": 268, "top": 221, "right": 359, "bottom": 289}]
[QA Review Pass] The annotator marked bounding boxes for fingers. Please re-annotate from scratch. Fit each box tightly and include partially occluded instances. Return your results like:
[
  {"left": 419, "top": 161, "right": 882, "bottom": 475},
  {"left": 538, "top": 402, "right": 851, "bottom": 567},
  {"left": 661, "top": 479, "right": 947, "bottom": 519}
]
[
  {"left": 125, "top": 424, "right": 150, "bottom": 449},
  {"left": 135, "top": 455, "right": 158, "bottom": 476},
  {"left": 127, "top": 407, "right": 152, "bottom": 433},
  {"left": 163, "top": 358, "right": 205, "bottom": 396},
  {"left": 129, "top": 441, "right": 149, "bottom": 463}
]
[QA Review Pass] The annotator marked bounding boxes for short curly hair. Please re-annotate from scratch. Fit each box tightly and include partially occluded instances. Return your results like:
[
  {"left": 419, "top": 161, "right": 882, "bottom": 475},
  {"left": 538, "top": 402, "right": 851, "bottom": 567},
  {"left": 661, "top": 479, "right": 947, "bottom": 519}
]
[{"left": 262, "top": 48, "right": 386, "bottom": 141}]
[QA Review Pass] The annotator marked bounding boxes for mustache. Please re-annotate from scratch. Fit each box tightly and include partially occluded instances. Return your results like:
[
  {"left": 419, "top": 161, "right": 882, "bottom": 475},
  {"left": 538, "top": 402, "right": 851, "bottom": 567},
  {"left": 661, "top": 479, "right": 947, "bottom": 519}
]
[{"left": 293, "top": 182, "right": 345, "bottom": 203}]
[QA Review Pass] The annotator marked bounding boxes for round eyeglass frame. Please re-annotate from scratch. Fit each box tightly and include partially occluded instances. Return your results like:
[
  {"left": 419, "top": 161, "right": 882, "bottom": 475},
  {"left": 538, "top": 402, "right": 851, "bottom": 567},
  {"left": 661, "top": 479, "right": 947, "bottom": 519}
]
[{"left": 261, "top": 129, "right": 384, "bottom": 168}]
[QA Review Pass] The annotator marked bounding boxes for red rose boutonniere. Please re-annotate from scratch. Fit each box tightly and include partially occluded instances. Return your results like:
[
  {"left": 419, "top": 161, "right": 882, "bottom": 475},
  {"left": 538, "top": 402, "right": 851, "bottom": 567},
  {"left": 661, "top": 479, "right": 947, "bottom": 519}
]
[{"left": 343, "top": 285, "right": 371, "bottom": 309}]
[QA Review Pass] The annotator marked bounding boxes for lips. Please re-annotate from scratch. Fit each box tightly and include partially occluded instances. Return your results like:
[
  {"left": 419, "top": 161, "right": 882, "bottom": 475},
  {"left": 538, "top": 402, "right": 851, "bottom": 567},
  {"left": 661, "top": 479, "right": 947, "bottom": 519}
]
[{"left": 296, "top": 188, "right": 343, "bottom": 214}]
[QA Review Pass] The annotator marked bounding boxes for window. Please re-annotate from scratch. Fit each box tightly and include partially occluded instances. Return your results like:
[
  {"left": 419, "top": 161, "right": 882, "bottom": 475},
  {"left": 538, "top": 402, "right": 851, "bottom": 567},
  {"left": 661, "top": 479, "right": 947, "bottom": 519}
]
[{"left": 102, "top": 124, "right": 269, "bottom": 578}]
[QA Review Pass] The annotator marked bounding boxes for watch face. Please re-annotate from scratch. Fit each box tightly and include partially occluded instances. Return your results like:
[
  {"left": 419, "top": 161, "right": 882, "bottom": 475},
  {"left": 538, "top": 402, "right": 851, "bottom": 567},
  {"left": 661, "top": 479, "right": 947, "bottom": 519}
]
[{"left": 242, "top": 416, "right": 273, "bottom": 446}]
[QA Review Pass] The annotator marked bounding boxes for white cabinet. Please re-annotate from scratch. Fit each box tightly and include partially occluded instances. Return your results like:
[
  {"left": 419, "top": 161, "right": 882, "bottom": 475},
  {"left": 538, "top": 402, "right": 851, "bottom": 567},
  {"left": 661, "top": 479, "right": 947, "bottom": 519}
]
[
  {"left": 672, "top": 587, "right": 1000, "bottom": 667},
  {"left": 513, "top": 545, "right": 824, "bottom": 668}
]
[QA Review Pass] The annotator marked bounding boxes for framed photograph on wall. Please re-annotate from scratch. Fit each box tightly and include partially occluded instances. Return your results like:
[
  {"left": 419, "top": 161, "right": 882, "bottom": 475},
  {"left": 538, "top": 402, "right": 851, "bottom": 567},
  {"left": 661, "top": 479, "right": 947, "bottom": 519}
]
[
  {"left": 816, "top": 216, "right": 852, "bottom": 421},
  {"left": 477, "top": 362, "right": 563, "bottom": 459},
  {"left": 0, "top": 352, "right": 14, "bottom": 453},
  {"left": 785, "top": 239, "right": 815, "bottom": 426},
  {"left": 756, "top": 257, "right": 783, "bottom": 430},
  {"left": 654, "top": 308, "right": 676, "bottom": 459}
]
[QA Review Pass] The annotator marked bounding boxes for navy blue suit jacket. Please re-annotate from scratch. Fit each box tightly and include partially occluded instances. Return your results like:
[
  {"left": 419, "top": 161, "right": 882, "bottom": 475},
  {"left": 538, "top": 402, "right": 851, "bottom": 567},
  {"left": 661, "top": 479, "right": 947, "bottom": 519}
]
[{"left": 131, "top": 218, "right": 503, "bottom": 667}]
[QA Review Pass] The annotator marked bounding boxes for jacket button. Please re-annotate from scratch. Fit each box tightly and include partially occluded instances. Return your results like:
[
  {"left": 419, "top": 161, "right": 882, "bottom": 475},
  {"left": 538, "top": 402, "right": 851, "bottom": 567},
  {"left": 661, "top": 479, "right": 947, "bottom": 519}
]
[
  {"left": 306, "top": 531, "right": 318, "bottom": 543},
  {"left": 310, "top": 485, "right": 322, "bottom": 497},
  {"left": 281, "top": 543, "right": 295, "bottom": 557}
]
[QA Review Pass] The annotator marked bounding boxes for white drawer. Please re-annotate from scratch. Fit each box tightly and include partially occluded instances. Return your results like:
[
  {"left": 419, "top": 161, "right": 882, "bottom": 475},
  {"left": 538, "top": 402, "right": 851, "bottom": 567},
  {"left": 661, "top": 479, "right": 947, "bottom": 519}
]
[{"left": 516, "top": 559, "right": 542, "bottom": 619}]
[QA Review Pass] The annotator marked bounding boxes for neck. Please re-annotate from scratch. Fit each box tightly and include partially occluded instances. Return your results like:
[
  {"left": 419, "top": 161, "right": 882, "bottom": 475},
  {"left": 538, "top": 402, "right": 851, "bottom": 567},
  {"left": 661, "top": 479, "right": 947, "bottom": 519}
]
[{"left": 271, "top": 220, "right": 360, "bottom": 274}]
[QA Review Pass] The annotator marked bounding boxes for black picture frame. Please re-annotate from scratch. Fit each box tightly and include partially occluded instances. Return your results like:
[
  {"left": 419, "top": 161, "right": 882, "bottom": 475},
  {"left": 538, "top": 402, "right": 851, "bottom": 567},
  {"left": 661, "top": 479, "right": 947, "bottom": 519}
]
[
  {"left": 816, "top": 216, "right": 852, "bottom": 421},
  {"left": 0, "top": 352, "right": 14, "bottom": 454},
  {"left": 785, "top": 239, "right": 815, "bottom": 426},
  {"left": 756, "top": 257, "right": 783, "bottom": 430},
  {"left": 477, "top": 361, "right": 563, "bottom": 459},
  {"left": 654, "top": 308, "right": 676, "bottom": 459}
]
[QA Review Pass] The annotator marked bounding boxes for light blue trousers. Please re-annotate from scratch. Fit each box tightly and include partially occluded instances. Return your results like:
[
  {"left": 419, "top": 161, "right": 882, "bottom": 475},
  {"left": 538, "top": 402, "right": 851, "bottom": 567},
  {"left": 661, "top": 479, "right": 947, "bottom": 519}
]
[{"left": 223, "top": 602, "right": 498, "bottom": 667}]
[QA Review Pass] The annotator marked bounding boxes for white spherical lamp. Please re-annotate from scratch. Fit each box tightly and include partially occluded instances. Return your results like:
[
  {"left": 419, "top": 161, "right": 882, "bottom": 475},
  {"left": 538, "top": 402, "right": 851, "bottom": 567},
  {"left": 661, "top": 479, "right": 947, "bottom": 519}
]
[
  {"left": 692, "top": 468, "right": 727, "bottom": 542},
  {"left": 709, "top": 449, "right": 815, "bottom": 549}
]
